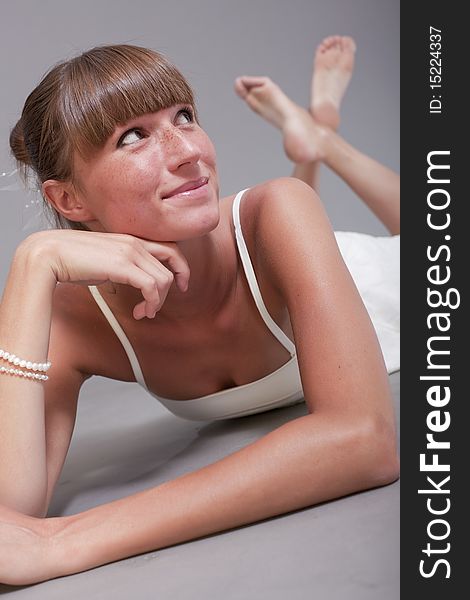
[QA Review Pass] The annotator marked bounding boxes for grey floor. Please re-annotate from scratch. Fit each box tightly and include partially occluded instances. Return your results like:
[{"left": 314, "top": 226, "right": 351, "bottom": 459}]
[{"left": 0, "top": 372, "right": 400, "bottom": 599}]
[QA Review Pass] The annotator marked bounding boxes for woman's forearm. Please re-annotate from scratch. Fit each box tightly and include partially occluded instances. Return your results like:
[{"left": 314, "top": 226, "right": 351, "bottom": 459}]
[
  {"left": 0, "top": 234, "right": 57, "bottom": 515},
  {"left": 51, "top": 411, "right": 399, "bottom": 577}
]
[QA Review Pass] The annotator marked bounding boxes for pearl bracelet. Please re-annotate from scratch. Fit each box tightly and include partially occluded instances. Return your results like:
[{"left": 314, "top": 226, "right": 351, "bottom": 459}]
[
  {"left": 0, "top": 348, "right": 51, "bottom": 372},
  {"left": 0, "top": 365, "right": 49, "bottom": 381}
]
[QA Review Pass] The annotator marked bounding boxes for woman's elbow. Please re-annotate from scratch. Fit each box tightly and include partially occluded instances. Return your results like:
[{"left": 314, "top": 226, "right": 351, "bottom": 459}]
[
  {"left": 357, "top": 413, "right": 400, "bottom": 488},
  {"left": 370, "top": 439, "right": 400, "bottom": 488}
]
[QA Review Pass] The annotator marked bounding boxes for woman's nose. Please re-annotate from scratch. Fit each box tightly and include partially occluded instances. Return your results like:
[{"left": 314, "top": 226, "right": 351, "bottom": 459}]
[{"left": 162, "top": 129, "right": 201, "bottom": 170}]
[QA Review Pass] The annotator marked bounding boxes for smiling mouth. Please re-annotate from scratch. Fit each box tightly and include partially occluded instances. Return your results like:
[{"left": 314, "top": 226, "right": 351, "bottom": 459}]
[{"left": 162, "top": 177, "right": 209, "bottom": 199}]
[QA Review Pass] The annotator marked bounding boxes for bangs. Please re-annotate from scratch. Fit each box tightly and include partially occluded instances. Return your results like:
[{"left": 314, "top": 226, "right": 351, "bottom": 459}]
[{"left": 59, "top": 45, "right": 196, "bottom": 155}]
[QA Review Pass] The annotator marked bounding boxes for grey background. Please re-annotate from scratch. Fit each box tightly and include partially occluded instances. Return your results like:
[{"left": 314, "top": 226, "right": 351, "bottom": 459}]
[
  {"left": 0, "top": 0, "right": 399, "bottom": 288},
  {"left": 0, "top": 1, "right": 400, "bottom": 598}
]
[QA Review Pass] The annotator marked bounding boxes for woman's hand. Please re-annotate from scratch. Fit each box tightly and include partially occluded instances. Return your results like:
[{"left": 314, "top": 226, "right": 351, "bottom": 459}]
[
  {"left": 0, "top": 504, "right": 57, "bottom": 586},
  {"left": 16, "top": 230, "right": 191, "bottom": 320}
]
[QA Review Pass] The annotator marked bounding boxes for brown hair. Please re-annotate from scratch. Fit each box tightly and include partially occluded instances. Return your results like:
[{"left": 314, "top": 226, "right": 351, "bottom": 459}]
[{"left": 10, "top": 44, "right": 197, "bottom": 230}]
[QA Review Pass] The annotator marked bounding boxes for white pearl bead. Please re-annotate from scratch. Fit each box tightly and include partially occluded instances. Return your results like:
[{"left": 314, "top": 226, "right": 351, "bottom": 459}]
[{"left": 0, "top": 349, "right": 51, "bottom": 381}]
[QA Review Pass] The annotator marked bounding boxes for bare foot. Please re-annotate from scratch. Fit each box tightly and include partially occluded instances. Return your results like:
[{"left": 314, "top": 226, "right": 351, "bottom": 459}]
[
  {"left": 234, "top": 75, "right": 327, "bottom": 163},
  {"left": 311, "top": 35, "right": 356, "bottom": 130}
]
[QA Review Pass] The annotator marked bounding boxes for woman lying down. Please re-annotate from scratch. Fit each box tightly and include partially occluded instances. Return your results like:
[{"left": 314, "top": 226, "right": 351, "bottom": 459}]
[{"left": 0, "top": 36, "right": 399, "bottom": 585}]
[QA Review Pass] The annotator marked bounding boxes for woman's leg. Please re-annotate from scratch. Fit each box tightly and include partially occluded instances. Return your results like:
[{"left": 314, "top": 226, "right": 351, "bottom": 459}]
[
  {"left": 234, "top": 36, "right": 400, "bottom": 235},
  {"left": 235, "top": 36, "right": 355, "bottom": 194},
  {"left": 291, "top": 36, "right": 357, "bottom": 191},
  {"left": 234, "top": 74, "right": 327, "bottom": 192},
  {"left": 320, "top": 129, "right": 400, "bottom": 235}
]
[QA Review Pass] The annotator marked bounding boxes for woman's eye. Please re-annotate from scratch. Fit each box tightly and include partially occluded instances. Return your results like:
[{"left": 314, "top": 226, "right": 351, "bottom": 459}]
[
  {"left": 176, "top": 108, "right": 194, "bottom": 124},
  {"left": 118, "top": 128, "right": 144, "bottom": 147}
]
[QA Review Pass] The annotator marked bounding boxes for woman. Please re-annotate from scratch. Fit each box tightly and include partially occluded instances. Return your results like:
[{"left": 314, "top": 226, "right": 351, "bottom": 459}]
[{"left": 0, "top": 36, "right": 399, "bottom": 585}]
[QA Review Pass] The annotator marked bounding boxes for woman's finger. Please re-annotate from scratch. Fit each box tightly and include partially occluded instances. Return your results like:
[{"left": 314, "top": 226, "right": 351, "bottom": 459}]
[
  {"left": 112, "top": 266, "right": 163, "bottom": 319},
  {"left": 138, "top": 240, "right": 191, "bottom": 292}
]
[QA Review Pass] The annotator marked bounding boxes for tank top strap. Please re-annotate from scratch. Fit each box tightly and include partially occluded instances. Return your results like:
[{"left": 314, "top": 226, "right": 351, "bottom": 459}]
[
  {"left": 88, "top": 285, "right": 149, "bottom": 389},
  {"left": 232, "top": 188, "right": 296, "bottom": 357}
]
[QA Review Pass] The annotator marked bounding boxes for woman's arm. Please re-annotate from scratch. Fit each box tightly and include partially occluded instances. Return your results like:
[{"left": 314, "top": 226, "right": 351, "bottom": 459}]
[
  {"left": 37, "top": 177, "right": 399, "bottom": 582},
  {"left": 47, "top": 409, "right": 398, "bottom": 580},
  {"left": 1, "top": 230, "right": 191, "bottom": 519},
  {"left": 0, "top": 237, "right": 58, "bottom": 516}
]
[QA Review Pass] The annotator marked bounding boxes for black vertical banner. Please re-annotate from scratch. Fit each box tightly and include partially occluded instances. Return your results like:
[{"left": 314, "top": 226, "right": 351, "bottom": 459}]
[{"left": 401, "top": 3, "right": 466, "bottom": 597}]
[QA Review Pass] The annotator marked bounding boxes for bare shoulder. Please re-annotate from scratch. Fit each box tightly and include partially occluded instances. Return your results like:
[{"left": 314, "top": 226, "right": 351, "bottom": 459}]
[
  {"left": 237, "top": 177, "right": 337, "bottom": 293},
  {"left": 238, "top": 176, "right": 321, "bottom": 222},
  {"left": 222, "top": 177, "right": 319, "bottom": 232},
  {"left": 237, "top": 177, "right": 331, "bottom": 257}
]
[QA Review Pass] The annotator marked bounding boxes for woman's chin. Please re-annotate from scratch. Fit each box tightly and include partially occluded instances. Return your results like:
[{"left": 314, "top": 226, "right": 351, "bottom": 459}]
[
  {"left": 145, "top": 203, "right": 221, "bottom": 242},
  {"left": 179, "top": 205, "right": 221, "bottom": 239}
]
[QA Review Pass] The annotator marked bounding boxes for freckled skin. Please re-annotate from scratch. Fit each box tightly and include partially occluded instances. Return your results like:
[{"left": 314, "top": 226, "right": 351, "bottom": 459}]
[{"left": 73, "top": 106, "right": 221, "bottom": 241}]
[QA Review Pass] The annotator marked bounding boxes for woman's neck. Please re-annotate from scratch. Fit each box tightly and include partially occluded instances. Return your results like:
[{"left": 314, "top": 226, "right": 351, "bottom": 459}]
[{"left": 160, "top": 232, "right": 235, "bottom": 321}]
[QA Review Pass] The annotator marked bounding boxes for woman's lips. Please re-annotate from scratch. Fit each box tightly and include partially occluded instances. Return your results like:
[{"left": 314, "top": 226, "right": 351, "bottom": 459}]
[{"left": 163, "top": 176, "right": 209, "bottom": 199}]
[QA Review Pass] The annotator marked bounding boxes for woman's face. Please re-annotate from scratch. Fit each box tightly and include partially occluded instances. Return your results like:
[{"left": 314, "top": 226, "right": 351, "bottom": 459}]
[{"left": 73, "top": 104, "right": 220, "bottom": 241}]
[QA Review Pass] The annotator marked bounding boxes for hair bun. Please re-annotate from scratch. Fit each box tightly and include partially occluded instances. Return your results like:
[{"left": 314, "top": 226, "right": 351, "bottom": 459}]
[{"left": 9, "top": 118, "right": 32, "bottom": 166}]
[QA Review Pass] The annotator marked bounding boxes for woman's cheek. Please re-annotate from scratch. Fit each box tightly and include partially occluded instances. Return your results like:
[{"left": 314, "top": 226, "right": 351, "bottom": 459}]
[
  {"left": 203, "top": 137, "right": 217, "bottom": 164},
  {"left": 112, "top": 160, "right": 160, "bottom": 198}
]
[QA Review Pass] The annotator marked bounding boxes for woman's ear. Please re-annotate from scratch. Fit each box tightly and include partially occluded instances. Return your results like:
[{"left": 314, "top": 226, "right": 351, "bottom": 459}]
[{"left": 42, "top": 180, "right": 96, "bottom": 224}]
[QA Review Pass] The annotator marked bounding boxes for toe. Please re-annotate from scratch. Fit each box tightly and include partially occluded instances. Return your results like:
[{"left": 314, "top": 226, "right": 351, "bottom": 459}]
[
  {"left": 321, "top": 35, "right": 337, "bottom": 50},
  {"left": 342, "top": 36, "right": 357, "bottom": 53},
  {"left": 331, "top": 35, "right": 342, "bottom": 48},
  {"left": 239, "top": 75, "right": 271, "bottom": 88},
  {"left": 234, "top": 77, "right": 248, "bottom": 98}
]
